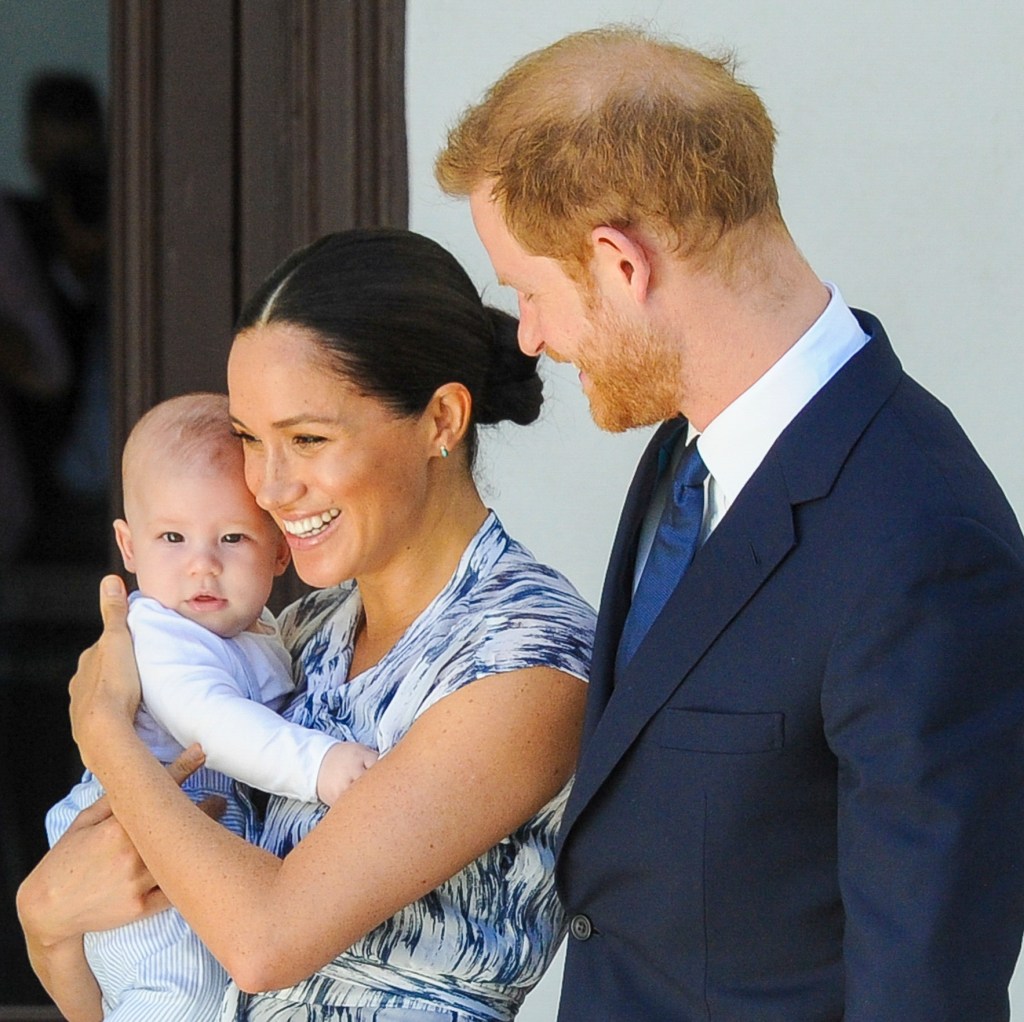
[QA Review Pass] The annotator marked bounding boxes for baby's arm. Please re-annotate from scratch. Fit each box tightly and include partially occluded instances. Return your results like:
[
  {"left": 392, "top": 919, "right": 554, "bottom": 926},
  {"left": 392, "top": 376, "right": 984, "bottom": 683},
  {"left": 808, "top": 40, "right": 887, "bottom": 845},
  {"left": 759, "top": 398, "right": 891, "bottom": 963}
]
[{"left": 131, "top": 603, "right": 372, "bottom": 802}]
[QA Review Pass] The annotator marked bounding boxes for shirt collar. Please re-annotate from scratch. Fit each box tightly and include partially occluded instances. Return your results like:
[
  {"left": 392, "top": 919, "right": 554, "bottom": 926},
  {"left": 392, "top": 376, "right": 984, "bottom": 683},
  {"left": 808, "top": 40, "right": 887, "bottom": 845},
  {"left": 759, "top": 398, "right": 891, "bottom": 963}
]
[{"left": 693, "top": 283, "right": 869, "bottom": 509}]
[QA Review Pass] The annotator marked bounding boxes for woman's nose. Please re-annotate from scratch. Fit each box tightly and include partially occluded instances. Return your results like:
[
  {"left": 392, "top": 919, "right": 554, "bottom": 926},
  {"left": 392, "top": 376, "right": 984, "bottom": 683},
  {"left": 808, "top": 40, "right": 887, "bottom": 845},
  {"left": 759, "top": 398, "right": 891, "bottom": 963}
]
[{"left": 249, "top": 451, "right": 303, "bottom": 512}]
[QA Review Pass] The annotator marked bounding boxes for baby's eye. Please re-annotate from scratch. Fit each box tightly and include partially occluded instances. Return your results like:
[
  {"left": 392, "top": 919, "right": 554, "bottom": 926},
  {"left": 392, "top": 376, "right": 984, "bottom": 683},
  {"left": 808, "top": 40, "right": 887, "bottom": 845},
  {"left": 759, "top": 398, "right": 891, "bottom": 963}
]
[
  {"left": 160, "top": 532, "right": 184, "bottom": 544},
  {"left": 221, "top": 533, "right": 246, "bottom": 544}
]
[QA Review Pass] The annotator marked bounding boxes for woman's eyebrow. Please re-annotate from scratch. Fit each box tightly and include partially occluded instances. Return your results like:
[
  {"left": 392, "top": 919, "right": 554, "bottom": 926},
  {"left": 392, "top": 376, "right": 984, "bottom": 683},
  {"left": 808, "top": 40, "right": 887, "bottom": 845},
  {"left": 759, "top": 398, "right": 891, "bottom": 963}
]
[{"left": 230, "top": 412, "right": 343, "bottom": 430}]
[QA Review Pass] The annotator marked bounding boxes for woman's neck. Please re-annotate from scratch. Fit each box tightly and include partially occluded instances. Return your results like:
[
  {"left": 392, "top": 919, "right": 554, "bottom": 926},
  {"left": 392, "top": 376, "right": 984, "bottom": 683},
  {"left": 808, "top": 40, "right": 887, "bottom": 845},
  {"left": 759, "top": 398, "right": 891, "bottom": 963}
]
[{"left": 349, "top": 482, "right": 488, "bottom": 677}]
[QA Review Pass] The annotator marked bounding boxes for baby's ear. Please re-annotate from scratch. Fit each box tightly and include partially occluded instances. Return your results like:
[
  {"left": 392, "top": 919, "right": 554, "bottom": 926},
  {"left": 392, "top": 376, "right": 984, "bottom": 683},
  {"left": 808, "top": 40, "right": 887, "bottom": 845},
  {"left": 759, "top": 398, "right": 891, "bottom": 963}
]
[
  {"left": 272, "top": 531, "right": 291, "bottom": 576},
  {"left": 112, "top": 519, "right": 135, "bottom": 572}
]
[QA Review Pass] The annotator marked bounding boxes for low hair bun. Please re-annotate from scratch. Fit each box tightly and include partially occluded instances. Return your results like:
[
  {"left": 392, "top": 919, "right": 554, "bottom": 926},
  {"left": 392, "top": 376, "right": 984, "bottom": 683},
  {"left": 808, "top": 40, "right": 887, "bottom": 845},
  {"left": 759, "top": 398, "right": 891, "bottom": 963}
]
[{"left": 475, "top": 307, "right": 543, "bottom": 426}]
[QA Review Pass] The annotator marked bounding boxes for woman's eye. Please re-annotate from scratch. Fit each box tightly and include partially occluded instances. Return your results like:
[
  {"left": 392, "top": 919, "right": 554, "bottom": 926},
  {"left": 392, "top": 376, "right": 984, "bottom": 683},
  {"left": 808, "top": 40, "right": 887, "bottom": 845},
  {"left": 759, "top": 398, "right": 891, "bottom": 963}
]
[
  {"left": 293, "top": 434, "right": 326, "bottom": 448},
  {"left": 231, "top": 429, "right": 259, "bottom": 446},
  {"left": 160, "top": 532, "right": 184, "bottom": 544}
]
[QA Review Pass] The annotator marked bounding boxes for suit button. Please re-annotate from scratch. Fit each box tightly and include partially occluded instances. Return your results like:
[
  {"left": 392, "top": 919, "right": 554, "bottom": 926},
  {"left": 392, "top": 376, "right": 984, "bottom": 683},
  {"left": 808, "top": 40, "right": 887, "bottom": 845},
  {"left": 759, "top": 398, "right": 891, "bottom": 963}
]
[{"left": 569, "top": 914, "right": 593, "bottom": 941}]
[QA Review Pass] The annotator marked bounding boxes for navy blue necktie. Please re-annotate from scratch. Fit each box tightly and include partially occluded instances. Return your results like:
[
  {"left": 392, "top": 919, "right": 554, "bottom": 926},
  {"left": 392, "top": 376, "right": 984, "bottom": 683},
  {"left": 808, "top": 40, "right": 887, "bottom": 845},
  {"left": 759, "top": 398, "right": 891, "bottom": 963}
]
[{"left": 617, "top": 437, "right": 708, "bottom": 671}]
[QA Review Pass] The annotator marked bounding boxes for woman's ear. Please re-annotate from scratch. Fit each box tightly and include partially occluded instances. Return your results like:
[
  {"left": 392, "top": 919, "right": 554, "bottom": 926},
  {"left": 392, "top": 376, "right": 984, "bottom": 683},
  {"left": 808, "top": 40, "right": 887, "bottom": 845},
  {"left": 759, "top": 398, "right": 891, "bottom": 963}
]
[
  {"left": 112, "top": 519, "right": 136, "bottom": 573},
  {"left": 590, "top": 225, "right": 652, "bottom": 305},
  {"left": 426, "top": 382, "right": 473, "bottom": 458}
]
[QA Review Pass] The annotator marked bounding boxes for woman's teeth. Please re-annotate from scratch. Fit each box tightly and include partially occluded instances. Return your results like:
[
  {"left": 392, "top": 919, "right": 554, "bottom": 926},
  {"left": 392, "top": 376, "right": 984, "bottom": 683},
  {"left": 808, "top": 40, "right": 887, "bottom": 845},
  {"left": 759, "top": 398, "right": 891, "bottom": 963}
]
[{"left": 283, "top": 509, "right": 340, "bottom": 538}]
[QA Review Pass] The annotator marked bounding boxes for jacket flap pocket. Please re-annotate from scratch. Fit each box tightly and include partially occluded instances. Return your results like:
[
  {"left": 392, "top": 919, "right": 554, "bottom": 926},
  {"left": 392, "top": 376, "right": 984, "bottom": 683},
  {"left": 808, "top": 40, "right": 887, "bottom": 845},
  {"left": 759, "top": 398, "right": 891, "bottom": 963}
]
[{"left": 654, "top": 708, "right": 784, "bottom": 754}]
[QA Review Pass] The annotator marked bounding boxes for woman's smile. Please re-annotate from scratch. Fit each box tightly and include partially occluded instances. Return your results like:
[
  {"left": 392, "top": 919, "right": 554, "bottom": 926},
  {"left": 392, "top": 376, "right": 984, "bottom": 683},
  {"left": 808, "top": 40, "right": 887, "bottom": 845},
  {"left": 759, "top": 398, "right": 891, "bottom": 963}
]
[{"left": 281, "top": 508, "right": 341, "bottom": 540}]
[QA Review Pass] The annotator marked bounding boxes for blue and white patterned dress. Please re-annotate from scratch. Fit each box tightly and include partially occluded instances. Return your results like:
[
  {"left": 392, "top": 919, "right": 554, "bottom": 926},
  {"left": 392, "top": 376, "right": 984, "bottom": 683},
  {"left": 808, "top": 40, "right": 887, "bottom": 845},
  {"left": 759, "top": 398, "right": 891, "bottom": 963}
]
[{"left": 222, "top": 513, "right": 595, "bottom": 1022}]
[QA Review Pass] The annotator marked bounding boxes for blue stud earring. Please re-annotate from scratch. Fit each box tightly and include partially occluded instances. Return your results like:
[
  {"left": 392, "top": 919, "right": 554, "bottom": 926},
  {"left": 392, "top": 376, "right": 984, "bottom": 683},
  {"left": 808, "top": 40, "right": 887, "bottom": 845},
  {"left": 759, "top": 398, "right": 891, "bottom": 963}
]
[{"left": 440, "top": 445, "right": 449, "bottom": 459}]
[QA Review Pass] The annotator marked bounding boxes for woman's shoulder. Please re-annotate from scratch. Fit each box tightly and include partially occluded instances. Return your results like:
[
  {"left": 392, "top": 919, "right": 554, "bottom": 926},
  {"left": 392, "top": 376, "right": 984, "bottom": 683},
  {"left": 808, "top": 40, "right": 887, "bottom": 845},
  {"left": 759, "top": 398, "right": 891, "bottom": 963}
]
[
  {"left": 423, "top": 517, "right": 596, "bottom": 683},
  {"left": 472, "top": 518, "right": 596, "bottom": 624}
]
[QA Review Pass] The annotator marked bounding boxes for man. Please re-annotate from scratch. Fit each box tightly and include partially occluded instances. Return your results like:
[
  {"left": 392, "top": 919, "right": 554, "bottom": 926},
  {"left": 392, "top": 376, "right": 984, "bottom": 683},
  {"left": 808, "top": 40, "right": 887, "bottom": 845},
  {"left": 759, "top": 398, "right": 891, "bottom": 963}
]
[
  {"left": 437, "top": 25, "right": 1024, "bottom": 1021},
  {"left": 1, "top": 71, "right": 110, "bottom": 564}
]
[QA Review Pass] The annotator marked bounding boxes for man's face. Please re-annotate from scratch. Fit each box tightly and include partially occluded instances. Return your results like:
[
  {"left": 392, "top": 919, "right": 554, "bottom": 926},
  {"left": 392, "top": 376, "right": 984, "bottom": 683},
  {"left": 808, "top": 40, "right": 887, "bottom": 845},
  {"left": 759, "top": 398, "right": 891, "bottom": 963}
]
[
  {"left": 469, "top": 185, "right": 591, "bottom": 364},
  {"left": 26, "top": 117, "right": 97, "bottom": 183},
  {"left": 469, "top": 185, "right": 683, "bottom": 432}
]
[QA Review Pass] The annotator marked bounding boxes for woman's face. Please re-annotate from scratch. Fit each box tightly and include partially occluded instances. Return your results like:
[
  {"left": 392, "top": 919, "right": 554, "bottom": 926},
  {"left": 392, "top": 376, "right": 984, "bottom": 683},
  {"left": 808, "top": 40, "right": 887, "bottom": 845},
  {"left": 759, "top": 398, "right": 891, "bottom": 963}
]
[{"left": 226, "top": 322, "right": 434, "bottom": 590}]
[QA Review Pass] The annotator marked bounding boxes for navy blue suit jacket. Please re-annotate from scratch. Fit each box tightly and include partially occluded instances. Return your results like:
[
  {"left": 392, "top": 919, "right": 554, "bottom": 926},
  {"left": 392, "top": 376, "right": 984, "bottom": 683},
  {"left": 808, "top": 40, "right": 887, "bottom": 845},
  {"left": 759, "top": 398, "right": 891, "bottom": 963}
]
[{"left": 556, "top": 313, "right": 1024, "bottom": 1021}]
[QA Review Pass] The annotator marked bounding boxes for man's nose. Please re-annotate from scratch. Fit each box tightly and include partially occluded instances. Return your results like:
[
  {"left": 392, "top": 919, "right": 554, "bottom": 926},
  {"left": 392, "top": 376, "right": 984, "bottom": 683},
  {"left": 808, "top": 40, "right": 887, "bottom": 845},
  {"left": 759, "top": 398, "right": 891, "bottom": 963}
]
[{"left": 517, "top": 298, "right": 544, "bottom": 356}]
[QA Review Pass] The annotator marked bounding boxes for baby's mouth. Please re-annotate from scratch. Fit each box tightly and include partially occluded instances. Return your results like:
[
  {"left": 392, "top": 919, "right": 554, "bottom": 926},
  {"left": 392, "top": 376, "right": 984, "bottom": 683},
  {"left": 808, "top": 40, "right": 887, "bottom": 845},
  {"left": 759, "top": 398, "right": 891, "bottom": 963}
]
[{"left": 283, "top": 508, "right": 340, "bottom": 538}]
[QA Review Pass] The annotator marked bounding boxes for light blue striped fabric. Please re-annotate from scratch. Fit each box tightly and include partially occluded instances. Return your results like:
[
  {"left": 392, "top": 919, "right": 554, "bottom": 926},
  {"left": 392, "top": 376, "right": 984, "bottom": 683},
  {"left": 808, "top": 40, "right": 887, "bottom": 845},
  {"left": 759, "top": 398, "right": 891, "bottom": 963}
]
[
  {"left": 46, "top": 767, "right": 253, "bottom": 1021},
  {"left": 224, "top": 514, "right": 595, "bottom": 1022}
]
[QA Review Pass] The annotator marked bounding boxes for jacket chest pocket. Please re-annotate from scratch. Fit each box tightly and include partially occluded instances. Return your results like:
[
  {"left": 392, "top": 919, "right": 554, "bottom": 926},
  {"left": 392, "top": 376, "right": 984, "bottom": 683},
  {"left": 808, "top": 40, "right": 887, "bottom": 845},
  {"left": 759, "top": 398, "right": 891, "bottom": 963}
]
[{"left": 652, "top": 708, "right": 785, "bottom": 754}]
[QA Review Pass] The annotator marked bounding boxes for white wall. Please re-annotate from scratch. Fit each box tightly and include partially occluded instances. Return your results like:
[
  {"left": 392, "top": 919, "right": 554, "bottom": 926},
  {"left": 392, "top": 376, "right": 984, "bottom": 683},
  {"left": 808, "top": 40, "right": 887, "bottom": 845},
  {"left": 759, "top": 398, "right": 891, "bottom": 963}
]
[{"left": 407, "top": 2, "right": 1024, "bottom": 1018}]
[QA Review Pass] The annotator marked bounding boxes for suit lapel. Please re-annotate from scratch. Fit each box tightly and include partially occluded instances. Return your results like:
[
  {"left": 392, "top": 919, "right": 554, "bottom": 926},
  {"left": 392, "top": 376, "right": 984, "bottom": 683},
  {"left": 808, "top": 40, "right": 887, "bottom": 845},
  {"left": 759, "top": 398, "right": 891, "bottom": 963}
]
[
  {"left": 565, "top": 454, "right": 797, "bottom": 826},
  {"left": 562, "top": 312, "right": 903, "bottom": 840}
]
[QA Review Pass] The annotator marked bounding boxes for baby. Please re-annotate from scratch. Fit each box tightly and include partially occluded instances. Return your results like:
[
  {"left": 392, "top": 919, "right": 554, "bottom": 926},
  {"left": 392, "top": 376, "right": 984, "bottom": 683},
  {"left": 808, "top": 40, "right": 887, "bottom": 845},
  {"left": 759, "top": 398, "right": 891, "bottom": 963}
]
[{"left": 46, "top": 392, "right": 377, "bottom": 1021}]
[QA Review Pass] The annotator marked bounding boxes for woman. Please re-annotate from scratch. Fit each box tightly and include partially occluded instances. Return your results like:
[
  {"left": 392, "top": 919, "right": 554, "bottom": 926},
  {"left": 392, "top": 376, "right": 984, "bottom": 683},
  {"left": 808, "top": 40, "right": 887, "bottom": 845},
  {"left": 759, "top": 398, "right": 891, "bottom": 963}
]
[{"left": 18, "top": 229, "right": 595, "bottom": 1021}]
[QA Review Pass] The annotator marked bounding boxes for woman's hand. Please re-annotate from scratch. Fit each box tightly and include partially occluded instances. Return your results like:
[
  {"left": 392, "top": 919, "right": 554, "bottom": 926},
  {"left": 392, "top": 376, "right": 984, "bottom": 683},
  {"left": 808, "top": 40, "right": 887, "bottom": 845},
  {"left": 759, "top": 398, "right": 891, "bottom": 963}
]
[
  {"left": 69, "top": 575, "right": 143, "bottom": 771},
  {"left": 19, "top": 794, "right": 167, "bottom": 945},
  {"left": 17, "top": 746, "right": 207, "bottom": 945},
  {"left": 17, "top": 747, "right": 211, "bottom": 1022}
]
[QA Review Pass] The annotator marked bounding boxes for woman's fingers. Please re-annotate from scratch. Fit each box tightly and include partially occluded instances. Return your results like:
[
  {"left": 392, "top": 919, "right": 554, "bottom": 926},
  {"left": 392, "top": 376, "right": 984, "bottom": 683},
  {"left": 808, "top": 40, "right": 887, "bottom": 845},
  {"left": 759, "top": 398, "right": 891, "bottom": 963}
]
[
  {"left": 168, "top": 746, "right": 226, "bottom": 819},
  {"left": 69, "top": 577, "right": 144, "bottom": 758},
  {"left": 98, "top": 573, "right": 130, "bottom": 634},
  {"left": 197, "top": 795, "right": 227, "bottom": 821},
  {"left": 65, "top": 794, "right": 113, "bottom": 832},
  {"left": 65, "top": 748, "right": 207, "bottom": 835},
  {"left": 166, "top": 744, "right": 206, "bottom": 787}
]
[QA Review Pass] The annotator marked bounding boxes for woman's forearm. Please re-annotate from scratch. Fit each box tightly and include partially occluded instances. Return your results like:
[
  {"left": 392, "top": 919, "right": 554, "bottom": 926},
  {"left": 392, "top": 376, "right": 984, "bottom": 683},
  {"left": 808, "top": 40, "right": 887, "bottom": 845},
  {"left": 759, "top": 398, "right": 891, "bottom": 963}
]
[
  {"left": 86, "top": 667, "right": 586, "bottom": 994},
  {"left": 16, "top": 742, "right": 217, "bottom": 1018},
  {"left": 69, "top": 592, "right": 301, "bottom": 989},
  {"left": 70, "top": 589, "right": 587, "bottom": 994},
  {"left": 87, "top": 721, "right": 293, "bottom": 989}
]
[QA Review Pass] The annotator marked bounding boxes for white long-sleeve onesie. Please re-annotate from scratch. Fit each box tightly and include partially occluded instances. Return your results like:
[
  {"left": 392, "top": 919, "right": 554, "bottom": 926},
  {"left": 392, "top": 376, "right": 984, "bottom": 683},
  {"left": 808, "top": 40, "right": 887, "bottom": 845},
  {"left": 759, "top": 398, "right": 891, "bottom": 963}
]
[{"left": 129, "top": 593, "right": 338, "bottom": 800}]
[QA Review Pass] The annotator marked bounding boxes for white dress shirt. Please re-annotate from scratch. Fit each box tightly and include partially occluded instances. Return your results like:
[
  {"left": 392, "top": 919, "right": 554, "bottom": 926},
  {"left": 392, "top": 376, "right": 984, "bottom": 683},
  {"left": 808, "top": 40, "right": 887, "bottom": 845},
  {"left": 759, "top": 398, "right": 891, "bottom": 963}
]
[{"left": 634, "top": 284, "right": 869, "bottom": 588}]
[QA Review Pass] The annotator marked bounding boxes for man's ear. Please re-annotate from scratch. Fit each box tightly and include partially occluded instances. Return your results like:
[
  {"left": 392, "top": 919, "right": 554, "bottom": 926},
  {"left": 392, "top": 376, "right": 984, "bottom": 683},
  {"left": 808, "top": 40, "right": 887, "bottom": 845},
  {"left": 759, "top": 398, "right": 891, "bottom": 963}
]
[
  {"left": 590, "top": 225, "right": 652, "bottom": 305},
  {"left": 272, "top": 531, "right": 291, "bottom": 576},
  {"left": 112, "top": 518, "right": 136, "bottom": 572}
]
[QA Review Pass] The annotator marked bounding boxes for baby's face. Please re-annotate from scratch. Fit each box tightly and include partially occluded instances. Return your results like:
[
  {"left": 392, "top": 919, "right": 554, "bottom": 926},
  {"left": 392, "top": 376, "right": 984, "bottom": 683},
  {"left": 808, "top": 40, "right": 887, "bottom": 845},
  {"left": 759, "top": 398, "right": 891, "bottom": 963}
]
[{"left": 115, "top": 461, "right": 290, "bottom": 638}]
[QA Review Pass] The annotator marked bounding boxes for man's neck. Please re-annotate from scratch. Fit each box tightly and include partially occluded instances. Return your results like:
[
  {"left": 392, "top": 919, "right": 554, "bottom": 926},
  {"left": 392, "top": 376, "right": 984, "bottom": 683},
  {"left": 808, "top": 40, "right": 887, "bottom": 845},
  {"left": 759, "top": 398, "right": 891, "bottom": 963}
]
[{"left": 657, "top": 242, "right": 829, "bottom": 431}]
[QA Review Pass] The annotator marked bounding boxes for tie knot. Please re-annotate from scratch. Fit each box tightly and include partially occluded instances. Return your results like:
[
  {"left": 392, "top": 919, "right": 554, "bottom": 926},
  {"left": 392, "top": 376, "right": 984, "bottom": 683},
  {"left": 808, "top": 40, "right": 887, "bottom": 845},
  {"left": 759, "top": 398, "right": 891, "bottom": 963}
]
[{"left": 676, "top": 440, "right": 709, "bottom": 494}]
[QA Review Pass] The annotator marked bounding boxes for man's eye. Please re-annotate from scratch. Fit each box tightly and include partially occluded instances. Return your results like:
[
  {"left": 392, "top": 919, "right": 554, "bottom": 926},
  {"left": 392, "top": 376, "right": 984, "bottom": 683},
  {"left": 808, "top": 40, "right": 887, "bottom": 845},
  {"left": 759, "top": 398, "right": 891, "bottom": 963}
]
[{"left": 160, "top": 532, "right": 184, "bottom": 544}]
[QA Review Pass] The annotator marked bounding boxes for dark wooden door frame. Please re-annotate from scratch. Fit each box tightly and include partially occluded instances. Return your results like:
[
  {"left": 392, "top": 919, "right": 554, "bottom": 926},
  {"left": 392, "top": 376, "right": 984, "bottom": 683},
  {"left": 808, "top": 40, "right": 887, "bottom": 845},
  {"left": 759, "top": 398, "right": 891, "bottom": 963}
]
[
  {"left": 110, "top": 0, "right": 407, "bottom": 423},
  {"left": 107, "top": 0, "right": 407, "bottom": 604}
]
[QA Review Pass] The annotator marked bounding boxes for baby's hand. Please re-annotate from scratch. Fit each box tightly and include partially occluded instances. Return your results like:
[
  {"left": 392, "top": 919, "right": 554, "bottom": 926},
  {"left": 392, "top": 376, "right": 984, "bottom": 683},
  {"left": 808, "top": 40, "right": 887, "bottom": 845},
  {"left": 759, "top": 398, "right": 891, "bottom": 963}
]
[{"left": 315, "top": 741, "right": 379, "bottom": 806}]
